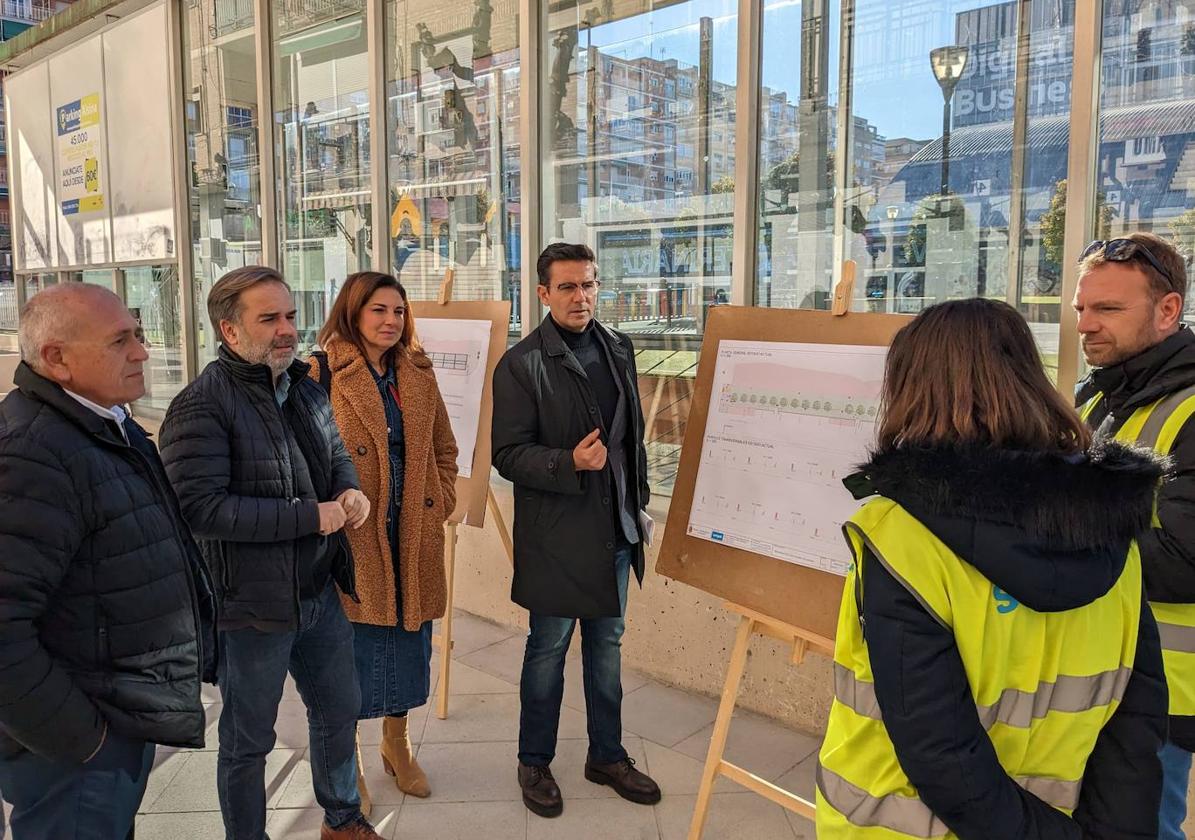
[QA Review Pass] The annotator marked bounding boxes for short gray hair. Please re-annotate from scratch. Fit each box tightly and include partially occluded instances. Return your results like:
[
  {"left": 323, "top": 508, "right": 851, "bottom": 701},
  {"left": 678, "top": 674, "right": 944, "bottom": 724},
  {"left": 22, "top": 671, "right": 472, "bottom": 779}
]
[
  {"left": 18, "top": 283, "right": 123, "bottom": 372},
  {"left": 207, "top": 266, "right": 288, "bottom": 341}
]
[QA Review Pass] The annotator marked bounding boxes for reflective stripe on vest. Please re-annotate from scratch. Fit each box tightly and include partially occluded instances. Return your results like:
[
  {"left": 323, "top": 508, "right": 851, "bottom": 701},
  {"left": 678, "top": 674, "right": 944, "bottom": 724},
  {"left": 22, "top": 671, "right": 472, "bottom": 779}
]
[
  {"left": 817, "top": 763, "right": 1082, "bottom": 838},
  {"left": 833, "top": 662, "right": 1133, "bottom": 730},
  {"left": 1084, "top": 384, "right": 1195, "bottom": 717},
  {"left": 817, "top": 499, "right": 1140, "bottom": 839}
]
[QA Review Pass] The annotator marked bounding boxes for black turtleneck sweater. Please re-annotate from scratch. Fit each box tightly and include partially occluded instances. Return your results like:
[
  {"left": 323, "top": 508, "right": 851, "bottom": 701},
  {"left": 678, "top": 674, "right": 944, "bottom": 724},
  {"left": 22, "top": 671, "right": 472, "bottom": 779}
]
[
  {"left": 557, "top": 319, "right": 619, "bottom": 434},
  {"left": 1077, "top": 325, "right": 1195, "bottom": 752}
]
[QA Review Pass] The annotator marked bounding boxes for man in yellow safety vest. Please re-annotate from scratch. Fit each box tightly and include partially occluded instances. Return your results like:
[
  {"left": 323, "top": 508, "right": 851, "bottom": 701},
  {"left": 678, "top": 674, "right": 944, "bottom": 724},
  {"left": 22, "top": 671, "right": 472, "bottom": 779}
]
[{"left": 1074, "top": 231, "right": 1195, "bottom": 840}]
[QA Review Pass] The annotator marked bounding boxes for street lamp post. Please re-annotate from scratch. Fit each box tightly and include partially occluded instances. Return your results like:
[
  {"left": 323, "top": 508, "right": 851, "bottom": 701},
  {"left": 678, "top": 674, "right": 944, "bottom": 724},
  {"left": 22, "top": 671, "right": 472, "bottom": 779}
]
[
  {"left": 886, "top": 205, "right": 899, "bottom": 313},
  {"left": 930, "top": 45, "right": 969, "bottom": 198}
]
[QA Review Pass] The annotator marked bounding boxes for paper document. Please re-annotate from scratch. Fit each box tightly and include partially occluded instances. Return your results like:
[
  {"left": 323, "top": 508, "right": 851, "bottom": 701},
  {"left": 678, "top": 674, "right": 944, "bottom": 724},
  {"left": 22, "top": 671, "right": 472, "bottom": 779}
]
[
  {"left": 416, "top": 318, "right": 493, "bottom": 478},
  {"left": 686, "top": 340, "right": 887, "bottom": 576}
]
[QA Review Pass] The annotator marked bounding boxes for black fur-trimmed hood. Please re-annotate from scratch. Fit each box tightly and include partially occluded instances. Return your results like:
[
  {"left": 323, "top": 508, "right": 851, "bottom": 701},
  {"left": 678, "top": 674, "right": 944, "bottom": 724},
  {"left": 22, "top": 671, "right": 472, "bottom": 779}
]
[{"left": 848, "top": 441, "right": 1166, "bottom": 612}]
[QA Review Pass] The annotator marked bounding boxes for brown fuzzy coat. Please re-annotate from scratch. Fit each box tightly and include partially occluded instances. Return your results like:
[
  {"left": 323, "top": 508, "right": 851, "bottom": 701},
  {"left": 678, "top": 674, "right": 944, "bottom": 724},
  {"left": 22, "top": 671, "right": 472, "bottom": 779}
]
[{"left": 308, "top": 338, "right": 458, "bottom": 630}]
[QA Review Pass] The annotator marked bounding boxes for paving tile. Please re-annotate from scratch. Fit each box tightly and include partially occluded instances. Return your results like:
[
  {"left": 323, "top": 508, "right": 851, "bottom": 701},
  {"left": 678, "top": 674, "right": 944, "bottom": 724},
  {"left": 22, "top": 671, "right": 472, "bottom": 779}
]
[
  {"left": 548, "top": 736, "right": 648, "bottom": 800},
  {"left": 421, "top": 693, "right": 586, "bottom": 744},
  {"left": 458, "top": 634, "right": 528, "bottom": 685},
  {"left": 434, "top": 610, "right": 520, "bottom": 658},
  {"left": 267, "top": 805, "right": 402, "bottom": 839},
  {"left": 526, "top": 795, "right": 659, "bottom": 840},
  {"left": 640, "top": 740, "right": 729, "bottom": 797},
  {"left": 401, "top": 741, "right": 522, "bottom": 804},
  {"left": 655, "top": 792, "right": 797, "bottom": 840},
  {"left": 394, "top": 800, "right": 526, "bottom": 840},
  {"left": 671, "top": 710, "right": 820, "bottom": 782},
  {"left": 786, "top": 808, "right": 816, "bottom": 840},
  {"left": 621, "top": 681, "right": 718, "bottom": 747},
  {"left": 134, "top": 810, "right": 228, "bottom": 840},
  {"left": 140, "top": 748, "right": 191, "bottom": 812},
  {"left": 439, "top": 660, "right": 520, "bottom": 696},
  {"left": 773, "top": 752, "right": 818, "bottom": 803},
  {"left": 146, "top": 748, "right": 303, "bottom": 813}
]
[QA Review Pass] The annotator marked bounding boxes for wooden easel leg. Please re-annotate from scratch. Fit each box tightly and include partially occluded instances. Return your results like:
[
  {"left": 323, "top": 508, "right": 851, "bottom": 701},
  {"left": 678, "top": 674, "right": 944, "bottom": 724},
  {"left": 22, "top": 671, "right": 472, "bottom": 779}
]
[
  {"left": 486, "top": 487, "right": 515, "bottom": 565},
  {"left": 436, "top": 524, "right": 458, "bottom": 720},
  {"left": 688, "top": 615, "right": 755, "bottom": 840}
]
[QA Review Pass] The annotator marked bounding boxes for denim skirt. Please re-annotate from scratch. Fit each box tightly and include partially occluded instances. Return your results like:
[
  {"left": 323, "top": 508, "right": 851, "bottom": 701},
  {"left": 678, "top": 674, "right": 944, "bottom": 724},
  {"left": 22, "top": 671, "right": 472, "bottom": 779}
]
[{"left": 352, "top": 619, "right": 433, "bottom": 718}]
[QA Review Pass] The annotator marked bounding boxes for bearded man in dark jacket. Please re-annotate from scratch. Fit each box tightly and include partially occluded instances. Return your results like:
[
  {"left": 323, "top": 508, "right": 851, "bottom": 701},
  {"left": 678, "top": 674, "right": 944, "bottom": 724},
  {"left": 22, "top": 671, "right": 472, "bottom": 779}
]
[
  {"left": 159, "top": 266, "right": 379, "bottom": 840},
  {"left": 1073, "top": 231, "right": 1195, "bottom": 840},
  {"left": 0, "top": 284, "right": 215, "bottom": 840}
]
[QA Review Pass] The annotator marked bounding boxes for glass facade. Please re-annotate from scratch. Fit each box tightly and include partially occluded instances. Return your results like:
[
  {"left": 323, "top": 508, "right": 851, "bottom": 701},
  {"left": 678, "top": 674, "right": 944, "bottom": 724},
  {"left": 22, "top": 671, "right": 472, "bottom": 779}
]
[
  {"left": 7, "top": 0, "right": 1193, "bottom": 499},
  {"left": 182, "top": 0, "right": 263, "bottom": 363},
  {"left": 383, "top": 0, "right": 522, "bottom": 338},
  {"left": 274, "top": 0, "right": 372, "bottom": 354}
]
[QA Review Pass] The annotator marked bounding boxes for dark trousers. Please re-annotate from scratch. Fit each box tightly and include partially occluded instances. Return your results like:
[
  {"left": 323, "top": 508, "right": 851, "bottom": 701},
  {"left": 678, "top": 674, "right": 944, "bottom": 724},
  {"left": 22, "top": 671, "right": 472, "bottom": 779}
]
[
  {"left": 216, "top": 582, "right": 362, "bottom": 839},
  {"left": 0, "top": 731, "right": 153, "bottom": 840},
  {"left": 518, "top": 545, "right": 633, "bottom": 767}
]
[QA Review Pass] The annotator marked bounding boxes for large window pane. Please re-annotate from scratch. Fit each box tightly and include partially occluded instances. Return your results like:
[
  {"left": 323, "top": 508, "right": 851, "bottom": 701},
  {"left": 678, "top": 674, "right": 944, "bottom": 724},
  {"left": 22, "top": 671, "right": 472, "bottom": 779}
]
[
  {"left": 182, "top": 0, "right": 263, "bottom": 364},
  {"left": 274, "top": 0, "right": 372, "bottom": 354},
  {"left": 125, "top": 265, "right": 184, "bottom": 417},
  {"left": 542, "top": 0, "right": 737, "bottom": 497},
  {"left": 1097, "top": 2, "right": 1195, "bottom": 309},
  {"left": 383, "top": 0, "right": 522, "bottom": 339},
  {"left": 756, "top": 0, "right": 839, "bottom": 309}
]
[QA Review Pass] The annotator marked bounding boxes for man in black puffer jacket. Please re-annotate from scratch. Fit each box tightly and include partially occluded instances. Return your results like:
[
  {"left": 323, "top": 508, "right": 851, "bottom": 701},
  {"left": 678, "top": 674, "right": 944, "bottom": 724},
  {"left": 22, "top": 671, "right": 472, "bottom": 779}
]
[
  {"left": 159, "top": 267, "right": 380, "bottom": 840},
  {"left": 0, "top": 284, "right": 216, "bottom": 840}
]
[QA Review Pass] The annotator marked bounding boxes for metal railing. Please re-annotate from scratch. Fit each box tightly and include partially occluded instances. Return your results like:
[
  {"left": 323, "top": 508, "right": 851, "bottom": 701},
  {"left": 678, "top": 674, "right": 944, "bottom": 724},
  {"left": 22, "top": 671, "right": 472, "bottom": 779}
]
[
  {"left": 0, "top": 283, "right": 17, "bottom": 332},
  {"left": 0, "top": 0, "right": 54, "bottom": 22}
]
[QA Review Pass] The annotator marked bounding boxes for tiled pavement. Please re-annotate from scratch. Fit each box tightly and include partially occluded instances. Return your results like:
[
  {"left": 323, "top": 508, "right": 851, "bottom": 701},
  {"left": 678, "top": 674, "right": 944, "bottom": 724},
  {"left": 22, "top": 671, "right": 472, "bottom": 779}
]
[{"left": 130, "top": 610, "right": 819, "bottom": 840}]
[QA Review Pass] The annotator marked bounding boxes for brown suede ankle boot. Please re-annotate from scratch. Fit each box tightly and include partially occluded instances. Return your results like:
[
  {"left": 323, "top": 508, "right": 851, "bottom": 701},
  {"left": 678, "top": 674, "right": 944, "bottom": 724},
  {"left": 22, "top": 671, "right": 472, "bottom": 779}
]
[{"left": 380, "top": 715, "right": 430, "bottom": 797}]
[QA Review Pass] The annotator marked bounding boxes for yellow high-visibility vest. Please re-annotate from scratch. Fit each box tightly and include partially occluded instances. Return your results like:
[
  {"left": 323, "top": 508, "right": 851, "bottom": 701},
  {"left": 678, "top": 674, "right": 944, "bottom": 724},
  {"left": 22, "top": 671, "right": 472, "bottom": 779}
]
[
  {"left": 1081, "top": 384, "right": 1195, "bottom": 716},
  {"left": 817, "top": 498, "right": 1142, "bottom": 838}
]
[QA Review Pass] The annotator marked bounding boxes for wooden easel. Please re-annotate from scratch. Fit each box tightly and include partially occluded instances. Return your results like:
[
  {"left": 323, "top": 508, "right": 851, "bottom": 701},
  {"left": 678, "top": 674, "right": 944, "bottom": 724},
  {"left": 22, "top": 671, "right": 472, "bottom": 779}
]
[
  {"left": 685, "top": 261, "right": 859, "bottom": 837},
  {"left": 430, "top": 269, "right": 517, "bottom": 719},
  {"left": 434, "top": 485, "right": 514, "bottom": 719},
  {"left": 431, "top": 268, "right": 458, "bottom": 720},
  {"left": 687, "top": 603, "right": 833, "bottom": 838}
]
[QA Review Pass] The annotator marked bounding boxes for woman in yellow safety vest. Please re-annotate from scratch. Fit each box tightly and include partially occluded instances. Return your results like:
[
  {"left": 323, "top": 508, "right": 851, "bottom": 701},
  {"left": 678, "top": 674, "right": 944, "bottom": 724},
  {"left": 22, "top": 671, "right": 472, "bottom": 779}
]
[{"left": 817, "top": 298, "right": 1168, "bottom": 839}]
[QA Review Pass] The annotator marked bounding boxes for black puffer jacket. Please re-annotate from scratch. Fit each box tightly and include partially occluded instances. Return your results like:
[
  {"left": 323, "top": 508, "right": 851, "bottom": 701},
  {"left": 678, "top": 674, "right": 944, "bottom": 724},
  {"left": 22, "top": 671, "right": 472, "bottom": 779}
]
[
  {"left": 1077, "top": 327, "right": 1195, "bottom": 750},
  {"left": 0, "top": 363, "right": 216, "bottom": 763},
  {"left": 159, "top": 347, "right": 360, "bottom": 632},
  {"left": 846, "top": 442, "right": 1167, "bottom": 839}
]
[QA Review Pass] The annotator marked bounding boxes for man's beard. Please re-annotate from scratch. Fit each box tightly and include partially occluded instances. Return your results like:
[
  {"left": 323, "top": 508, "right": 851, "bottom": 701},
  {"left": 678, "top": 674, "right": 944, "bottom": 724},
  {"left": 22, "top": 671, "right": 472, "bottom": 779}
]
[{"left": 242, "top": 336, "right": 296, "bottom": 375}]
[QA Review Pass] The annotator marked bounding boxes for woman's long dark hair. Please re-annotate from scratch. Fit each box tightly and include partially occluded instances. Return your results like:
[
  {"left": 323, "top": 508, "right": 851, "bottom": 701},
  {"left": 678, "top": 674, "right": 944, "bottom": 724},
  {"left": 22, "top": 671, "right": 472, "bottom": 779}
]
[{"left": 877, "top": 298, "right": 1091, "bottom": 453}]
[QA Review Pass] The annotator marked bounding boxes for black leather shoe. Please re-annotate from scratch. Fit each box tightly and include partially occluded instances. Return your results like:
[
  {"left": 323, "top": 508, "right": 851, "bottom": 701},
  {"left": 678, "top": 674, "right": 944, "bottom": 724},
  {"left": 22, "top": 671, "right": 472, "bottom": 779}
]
[
  {"left": 584, "top": 756, "right": 662, "bottom": 804},
  {"left": 518, "top": 762, "right": 563, "bottom": 818}
]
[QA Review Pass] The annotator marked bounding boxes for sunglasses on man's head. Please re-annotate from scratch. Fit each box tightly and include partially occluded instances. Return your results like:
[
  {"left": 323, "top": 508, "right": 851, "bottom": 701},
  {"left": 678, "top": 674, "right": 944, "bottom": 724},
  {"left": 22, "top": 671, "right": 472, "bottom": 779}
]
[{"left": 1080, "top": 239, "right": 1175, "bottom": 287}]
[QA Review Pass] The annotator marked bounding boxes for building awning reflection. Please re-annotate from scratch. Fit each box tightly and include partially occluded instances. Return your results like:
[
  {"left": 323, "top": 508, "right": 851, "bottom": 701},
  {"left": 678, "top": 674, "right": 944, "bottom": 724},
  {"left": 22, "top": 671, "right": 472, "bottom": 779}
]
[{"left": 909, "top": 98, "right": 1195, "bottom": 162}]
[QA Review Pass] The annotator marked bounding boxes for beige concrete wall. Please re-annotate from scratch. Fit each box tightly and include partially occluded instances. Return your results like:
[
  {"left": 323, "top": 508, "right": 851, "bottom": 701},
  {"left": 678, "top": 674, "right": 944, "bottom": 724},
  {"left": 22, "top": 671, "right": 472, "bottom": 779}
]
[{"left": 452, "top": 479, "right": 834, "bottom": 736}]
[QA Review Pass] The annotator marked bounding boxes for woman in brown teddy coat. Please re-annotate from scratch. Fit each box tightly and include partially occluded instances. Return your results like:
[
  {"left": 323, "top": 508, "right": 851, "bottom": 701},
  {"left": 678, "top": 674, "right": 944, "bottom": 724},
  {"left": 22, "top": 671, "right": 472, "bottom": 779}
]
[{"left": 311, "top": 271, "right": 458, "bottom": 813}]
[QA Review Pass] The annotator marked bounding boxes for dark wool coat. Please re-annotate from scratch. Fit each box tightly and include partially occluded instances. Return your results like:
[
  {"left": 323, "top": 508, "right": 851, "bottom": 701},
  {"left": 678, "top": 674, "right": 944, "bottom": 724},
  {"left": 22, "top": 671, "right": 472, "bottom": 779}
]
[{"left": 492, "top": 317, "right": 649, "bottom": 619}]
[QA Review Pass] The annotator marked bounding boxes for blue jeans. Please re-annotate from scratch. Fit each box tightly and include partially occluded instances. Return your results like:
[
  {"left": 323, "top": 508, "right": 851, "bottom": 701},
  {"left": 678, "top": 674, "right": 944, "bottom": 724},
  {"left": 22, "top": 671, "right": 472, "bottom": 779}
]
[
  {"left": 519, "top": 545, "right": 632, "bottom": 767},
  {"left": 216, "top": 582, "right": 362, "bottom": 839},
  {"left": 0, "top": 731, "right": 153, "bottom": 840},
  {"left": 1159, "top": 740, "right": 1192, "bottom": 840}
]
